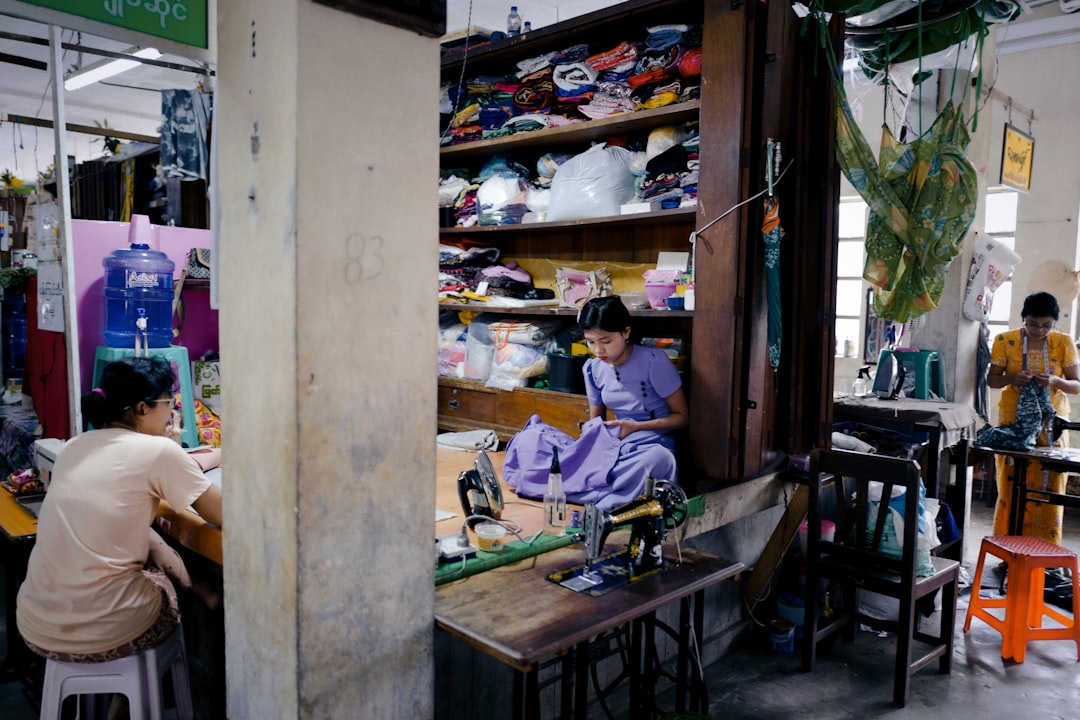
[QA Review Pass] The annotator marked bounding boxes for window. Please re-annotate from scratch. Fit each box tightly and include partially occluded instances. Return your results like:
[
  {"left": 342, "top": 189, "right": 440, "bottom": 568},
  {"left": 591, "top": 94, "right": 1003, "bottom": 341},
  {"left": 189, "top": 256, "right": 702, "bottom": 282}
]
[
  {"left": 983, "top": 189, "right": 1018, "bottom": 340},
  {"left": 835, "top": 199, "right": 869, "bottom": 357}
]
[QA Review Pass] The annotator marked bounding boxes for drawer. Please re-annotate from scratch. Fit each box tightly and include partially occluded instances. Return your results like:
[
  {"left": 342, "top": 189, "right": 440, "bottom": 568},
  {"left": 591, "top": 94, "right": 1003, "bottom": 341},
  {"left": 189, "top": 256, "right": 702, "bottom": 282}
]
[
  {"left": 498, "top": 389, "right": 591, "bottom": 438},
  {"left": 438, "top": 383, "right": 496, "bottom": 423}
]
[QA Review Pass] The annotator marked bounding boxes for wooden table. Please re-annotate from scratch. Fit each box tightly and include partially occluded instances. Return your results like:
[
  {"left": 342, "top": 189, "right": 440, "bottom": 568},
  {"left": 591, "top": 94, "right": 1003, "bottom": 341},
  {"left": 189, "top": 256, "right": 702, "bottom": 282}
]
[
  {"left": 435, "top": 540, "right": 743, "bottom": 719},
  {"left": 0, "top": 489, "right": 38, "bottom": 681},
  {"left": 974, "top": 445, "right": 1080, "bottom": 535},
  {"left": 833, "top": 395, "right": 979, "bottom": 559}
]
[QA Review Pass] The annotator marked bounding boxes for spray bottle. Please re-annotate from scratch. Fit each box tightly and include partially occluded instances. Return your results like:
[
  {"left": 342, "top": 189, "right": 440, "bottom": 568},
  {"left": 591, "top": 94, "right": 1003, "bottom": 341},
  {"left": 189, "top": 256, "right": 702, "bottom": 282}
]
[
  {"left": 852, "top": 366, "right": 872, "bottom": 397},
  {"left": 543, "top": 446, "right": 567, "bottom": 535}
]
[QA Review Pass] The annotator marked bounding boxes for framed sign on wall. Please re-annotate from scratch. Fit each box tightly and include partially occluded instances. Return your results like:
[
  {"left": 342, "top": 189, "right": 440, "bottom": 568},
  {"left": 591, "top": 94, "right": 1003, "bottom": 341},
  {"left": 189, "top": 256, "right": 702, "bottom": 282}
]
[{"left": 1000, "top": 124, "right": 1034, "bottom": 192}]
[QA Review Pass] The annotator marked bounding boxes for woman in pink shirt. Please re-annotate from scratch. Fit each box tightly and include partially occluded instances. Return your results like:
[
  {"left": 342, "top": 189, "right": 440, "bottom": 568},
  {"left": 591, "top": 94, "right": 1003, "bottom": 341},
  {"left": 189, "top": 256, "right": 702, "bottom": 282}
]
[{"left": 18, "top": 357, "right": 222, "bottom": 662}]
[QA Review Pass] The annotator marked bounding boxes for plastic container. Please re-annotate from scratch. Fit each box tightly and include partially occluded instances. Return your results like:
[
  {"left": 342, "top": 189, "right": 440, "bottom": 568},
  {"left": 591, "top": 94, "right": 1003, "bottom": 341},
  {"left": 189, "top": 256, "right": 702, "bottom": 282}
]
[
  {"left": 798, "top": 518, "right": 836, "bottom": 557},
  {"left": 475, "top": 522, "right": 506, "bottom": 552},
  {"left": 645, "top": 282, "right": 677, "bottom": 309},
  {"left": 776, "top": 591, "right": 805, "bottom": 639},
  {"left": 547, "top": 352, "right": 588, "bottom": 394},
  {"left": 769, "top": 619, "right": 795, "bottom": 654},
  {"left": 2, "top": 292, "right": 28, "bottom": 383},
  {"left": 103, "top": 216, "right": 175, "bottom": 348}
]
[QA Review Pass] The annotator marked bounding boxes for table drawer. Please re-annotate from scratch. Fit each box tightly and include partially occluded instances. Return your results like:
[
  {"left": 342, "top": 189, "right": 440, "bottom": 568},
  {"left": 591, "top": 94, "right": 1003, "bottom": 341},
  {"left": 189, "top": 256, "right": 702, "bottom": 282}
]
[
  {"left": 498, "top": 390, "right": 591, "bottom": 438},
  {"left": 438, "top": 382, "right": 496, "bottom": 423}
]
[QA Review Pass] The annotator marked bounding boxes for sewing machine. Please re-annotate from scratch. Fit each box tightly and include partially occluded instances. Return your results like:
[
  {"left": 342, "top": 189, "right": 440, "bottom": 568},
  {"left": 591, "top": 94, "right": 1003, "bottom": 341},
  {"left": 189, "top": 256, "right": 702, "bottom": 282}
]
[
  {"left": 1050, "top": 414, "right": 1080, "bottom": 444},
  {"left": 582, "top": 479, "right": 688, "bottom": 579}
]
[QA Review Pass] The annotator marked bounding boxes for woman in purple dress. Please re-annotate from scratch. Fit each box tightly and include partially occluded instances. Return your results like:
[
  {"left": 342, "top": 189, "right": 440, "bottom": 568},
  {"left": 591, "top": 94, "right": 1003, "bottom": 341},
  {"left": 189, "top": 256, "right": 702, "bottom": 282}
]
[
  {"left": 579, "top": 295, "right": 688, "bottom": 505},
  {"left": 504, "top": 296, "right": 688, "bottom": 509}
]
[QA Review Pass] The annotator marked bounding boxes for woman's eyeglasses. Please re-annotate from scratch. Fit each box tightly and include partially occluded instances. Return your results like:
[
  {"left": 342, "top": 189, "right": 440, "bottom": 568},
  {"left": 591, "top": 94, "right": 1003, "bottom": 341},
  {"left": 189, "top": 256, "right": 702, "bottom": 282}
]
[
  {"left": 148, "top": 398, "right": 178, "bottom": 411},
  {"left": 1025, "top": 321, "right": 1055, "bottom": 330}
]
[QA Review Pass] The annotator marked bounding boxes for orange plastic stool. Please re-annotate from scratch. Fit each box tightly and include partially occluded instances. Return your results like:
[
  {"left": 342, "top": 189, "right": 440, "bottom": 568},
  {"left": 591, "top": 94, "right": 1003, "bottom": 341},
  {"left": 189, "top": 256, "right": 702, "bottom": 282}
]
[{"left": 964, "top": 535, "right": 1080, "bottom": 662}]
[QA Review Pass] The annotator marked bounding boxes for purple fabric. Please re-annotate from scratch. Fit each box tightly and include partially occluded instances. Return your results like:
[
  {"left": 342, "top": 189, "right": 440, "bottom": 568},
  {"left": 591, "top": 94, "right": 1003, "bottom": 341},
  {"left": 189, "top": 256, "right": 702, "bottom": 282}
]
[
  {"left": 504, "top": 415, "right": 621, "bottom": 502},
  {"left": 504, "top": 345, "right": 683, "bottom": 510}
]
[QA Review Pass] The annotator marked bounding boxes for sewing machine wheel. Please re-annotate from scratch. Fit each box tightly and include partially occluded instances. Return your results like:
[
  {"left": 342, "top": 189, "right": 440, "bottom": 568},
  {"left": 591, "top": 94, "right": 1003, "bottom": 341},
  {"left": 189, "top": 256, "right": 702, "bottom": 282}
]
[{"left": 654, "top": 479, "right": 689, "bottom": 530}]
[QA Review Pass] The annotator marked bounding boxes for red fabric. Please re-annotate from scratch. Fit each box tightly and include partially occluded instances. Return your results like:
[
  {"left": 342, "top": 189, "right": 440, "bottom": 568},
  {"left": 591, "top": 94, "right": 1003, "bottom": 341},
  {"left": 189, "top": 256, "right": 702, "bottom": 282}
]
[{"left": 24, "top": 276, "right": 70, "bottom": 439}]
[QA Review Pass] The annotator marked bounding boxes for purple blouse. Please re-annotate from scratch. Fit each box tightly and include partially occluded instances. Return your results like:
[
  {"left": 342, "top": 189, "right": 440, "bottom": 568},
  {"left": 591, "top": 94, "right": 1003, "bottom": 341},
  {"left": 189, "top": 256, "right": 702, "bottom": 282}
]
[{"left": 584, "top": 345, "right": 682, "bottom": 424}]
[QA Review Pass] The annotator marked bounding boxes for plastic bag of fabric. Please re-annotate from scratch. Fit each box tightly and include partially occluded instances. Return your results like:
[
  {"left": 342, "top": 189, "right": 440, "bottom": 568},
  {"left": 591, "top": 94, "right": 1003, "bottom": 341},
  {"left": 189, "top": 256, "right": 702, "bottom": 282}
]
[
  {"left": 487, "top": 343, "right": 549, "bottom": 389},
  {"left": 546, "top": 144, "right": 636, "bottom": 221},
  {"left": 963, "top": 236, "right": 1022, "bottom": 322},
  {"left": 860, "top": 480, "right": 939, "bottom": 577},
  {"left": 477, "top": 175, "right": 529, "bottom": 225}
]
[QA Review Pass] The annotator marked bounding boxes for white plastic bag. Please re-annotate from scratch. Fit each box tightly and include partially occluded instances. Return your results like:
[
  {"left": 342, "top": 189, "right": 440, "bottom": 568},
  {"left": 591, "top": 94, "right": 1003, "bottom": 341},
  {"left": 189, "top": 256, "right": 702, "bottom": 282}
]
[
  {"left": 547, "top": 144, "right": 636, "bottom": 221},
  {"left": 963, "top": 237, "right": 1021, "bottom": 321}
]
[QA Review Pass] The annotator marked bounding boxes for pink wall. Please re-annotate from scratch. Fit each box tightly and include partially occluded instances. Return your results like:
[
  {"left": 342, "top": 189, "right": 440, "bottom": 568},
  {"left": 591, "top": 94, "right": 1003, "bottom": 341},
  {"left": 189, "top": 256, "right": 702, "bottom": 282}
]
[{"left": 72, "top": 219, "right": 219, "bottom": 393}]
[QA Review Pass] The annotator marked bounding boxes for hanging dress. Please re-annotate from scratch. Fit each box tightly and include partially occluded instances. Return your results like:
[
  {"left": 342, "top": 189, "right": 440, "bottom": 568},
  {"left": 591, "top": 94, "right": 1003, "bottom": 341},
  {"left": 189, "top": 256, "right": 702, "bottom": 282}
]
[{"left": 834, "top": 89, "right": 978, "bottom": 322}]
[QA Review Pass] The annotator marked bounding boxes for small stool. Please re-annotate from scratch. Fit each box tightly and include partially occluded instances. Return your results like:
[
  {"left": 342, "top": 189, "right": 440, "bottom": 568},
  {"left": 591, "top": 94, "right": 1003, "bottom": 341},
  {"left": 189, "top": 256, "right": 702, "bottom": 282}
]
[
  {"left": 93, "top": 345, "right": 199, "bottom": 449},
  {"left": 964, "top": 535, "right": 1080, "bottom": 662},
  {"left": 38, "top": 624, "right": 193, "bottom": 720}
]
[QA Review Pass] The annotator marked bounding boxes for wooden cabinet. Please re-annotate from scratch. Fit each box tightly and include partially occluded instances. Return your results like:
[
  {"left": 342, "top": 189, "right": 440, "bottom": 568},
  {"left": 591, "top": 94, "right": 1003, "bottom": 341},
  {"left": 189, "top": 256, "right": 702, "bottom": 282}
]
[{"left": 437, "top": 0, "right": 839, "bottom": 480}]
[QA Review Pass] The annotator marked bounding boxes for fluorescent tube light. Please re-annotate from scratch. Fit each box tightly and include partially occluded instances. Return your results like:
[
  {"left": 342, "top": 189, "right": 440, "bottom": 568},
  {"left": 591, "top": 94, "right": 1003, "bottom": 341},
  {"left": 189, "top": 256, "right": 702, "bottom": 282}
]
[{"left": 64, "top": 47, "right": 162, "bottom": 92}]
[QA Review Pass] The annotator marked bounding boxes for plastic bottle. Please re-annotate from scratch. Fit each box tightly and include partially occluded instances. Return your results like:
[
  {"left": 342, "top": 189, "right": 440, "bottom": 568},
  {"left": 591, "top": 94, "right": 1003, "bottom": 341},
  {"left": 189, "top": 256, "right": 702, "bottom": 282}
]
[
  {"left": 684, "top": 284, "right": 695, "bottom": 311},
  {"left": 506, "top": 6, "right": 522, "bottom": 37},
  {"left": 103, "top": 215, "right": 175, "bottom": 349},
  {"left": 522, "top": 21, "right": 532, "bottom": 35},
  {"left": 852, "top": 366, "right": 871, "bottom": 397},
  {"left": 543, "top": 446, "right": 567, "bottom": 535}
]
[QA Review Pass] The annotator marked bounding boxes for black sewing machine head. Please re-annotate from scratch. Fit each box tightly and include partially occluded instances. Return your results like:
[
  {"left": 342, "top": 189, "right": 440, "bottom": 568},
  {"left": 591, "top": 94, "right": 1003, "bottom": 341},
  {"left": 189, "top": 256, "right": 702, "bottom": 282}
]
[
  {"left": 581, "top": 478, "right": 688, "bottom": 577},
  {"left": 1050, "top": 414, "right": 1080, "bottom": 444}
]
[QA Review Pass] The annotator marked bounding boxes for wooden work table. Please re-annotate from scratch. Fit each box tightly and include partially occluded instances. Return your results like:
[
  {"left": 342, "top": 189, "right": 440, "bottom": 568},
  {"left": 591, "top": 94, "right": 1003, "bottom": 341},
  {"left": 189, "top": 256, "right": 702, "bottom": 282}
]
[
  {"left": 0, "top": 489, "right": 40, "bottom": 682},
  {"left": 436, "top": 540, "right": 743, "bottom": 719}
]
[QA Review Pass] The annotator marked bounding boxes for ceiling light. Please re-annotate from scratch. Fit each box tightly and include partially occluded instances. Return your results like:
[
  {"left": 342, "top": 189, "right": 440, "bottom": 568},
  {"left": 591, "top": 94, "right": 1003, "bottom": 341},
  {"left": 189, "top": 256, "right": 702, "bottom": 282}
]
[{"left": 64, "top": 47, "right": 162, "bottom": 92}]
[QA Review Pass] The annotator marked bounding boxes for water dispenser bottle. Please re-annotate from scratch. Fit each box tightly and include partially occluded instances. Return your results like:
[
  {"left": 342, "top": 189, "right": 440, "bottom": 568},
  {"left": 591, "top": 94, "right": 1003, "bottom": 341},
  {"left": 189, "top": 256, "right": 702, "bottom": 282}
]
[
  {"left": 2, "top": 292, "right": 28, "bottom": 384},
  {"left": 103, "top": 216, "right": 175, "bottom": 349}
]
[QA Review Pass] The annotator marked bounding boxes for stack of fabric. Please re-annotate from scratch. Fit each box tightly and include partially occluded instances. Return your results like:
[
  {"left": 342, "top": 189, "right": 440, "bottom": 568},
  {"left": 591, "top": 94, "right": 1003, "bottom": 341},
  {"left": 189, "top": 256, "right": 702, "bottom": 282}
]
[{"left": 439, "top": 21, "right": 702, "bottom": 147}]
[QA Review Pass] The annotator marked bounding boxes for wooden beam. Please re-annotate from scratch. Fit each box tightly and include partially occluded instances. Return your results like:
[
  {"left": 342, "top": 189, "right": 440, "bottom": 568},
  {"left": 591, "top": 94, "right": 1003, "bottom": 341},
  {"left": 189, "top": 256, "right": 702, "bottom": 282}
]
[
  {"left": 741, "top": 484, "right": 808, "bottom": 615},
  {"left": 0, "top": 113, "right": 159, "bottom": 144},
  {"left": 682, "top": 471, "right": 792, "bottom": 538}
]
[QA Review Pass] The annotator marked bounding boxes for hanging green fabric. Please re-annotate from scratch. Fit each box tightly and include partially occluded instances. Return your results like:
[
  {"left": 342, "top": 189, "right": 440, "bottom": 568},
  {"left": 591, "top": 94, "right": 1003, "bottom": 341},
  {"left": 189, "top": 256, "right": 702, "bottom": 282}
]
[
  {"left": 846, "top": 0, "right": 1019, "bottom": 78},
  {"left": 834, "top": 86, "right": 978, "bottom": 322}
]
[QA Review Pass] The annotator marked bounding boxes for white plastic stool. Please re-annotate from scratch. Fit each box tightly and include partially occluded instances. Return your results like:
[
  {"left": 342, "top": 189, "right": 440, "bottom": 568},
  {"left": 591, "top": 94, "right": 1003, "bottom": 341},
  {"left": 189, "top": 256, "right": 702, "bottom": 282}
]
[{"left": 38, "top": 624, "right": 193, "bottom": 720}]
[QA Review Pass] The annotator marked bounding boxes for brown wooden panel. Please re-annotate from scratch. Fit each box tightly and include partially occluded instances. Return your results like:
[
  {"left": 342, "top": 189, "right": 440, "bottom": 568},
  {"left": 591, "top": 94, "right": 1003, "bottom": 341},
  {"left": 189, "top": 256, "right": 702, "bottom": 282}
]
[
  {"left": 438, "top": 379, "right": 497, "bottom": 424},
  {"left": 689, "top": 3, "right": 748, "bottom": 481},
  {"left": 496, "top": 387, "right": 591, "bottom": 439}
]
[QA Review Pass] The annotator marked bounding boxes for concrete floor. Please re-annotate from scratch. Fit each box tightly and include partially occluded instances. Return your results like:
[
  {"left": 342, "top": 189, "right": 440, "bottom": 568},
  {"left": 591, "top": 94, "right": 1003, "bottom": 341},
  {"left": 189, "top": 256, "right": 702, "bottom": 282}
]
[
  {"left": 670, "top": 492, "right": 1080, "bottom": 720},
  {"left": 3, "top": 495, "right": 1078, "bottom": 719}
]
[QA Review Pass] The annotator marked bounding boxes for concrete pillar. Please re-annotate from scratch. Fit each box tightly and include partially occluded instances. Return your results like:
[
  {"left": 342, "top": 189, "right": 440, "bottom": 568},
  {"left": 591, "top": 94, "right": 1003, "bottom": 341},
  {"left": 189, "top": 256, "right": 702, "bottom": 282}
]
[{"left": 216, "top": 2, "right": 438, "bottom": 717}]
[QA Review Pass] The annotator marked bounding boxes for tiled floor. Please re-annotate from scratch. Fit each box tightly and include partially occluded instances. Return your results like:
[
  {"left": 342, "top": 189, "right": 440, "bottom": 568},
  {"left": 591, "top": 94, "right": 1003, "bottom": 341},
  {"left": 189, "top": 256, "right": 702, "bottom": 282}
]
[{"left": 3, "top": 494, "right": 1078, "bottom": 719}]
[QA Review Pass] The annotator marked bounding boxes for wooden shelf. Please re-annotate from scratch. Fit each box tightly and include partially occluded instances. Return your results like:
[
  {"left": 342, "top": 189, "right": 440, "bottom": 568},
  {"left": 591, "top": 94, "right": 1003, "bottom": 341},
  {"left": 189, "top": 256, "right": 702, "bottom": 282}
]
[
  {"left": 438, "top": 302, "right": 693, "bottom": 318},
  {"left": 439, "top": 205, "right": 696, "bottom": 235},
  {"left": 440, "top": 0, "right": 699, "bottom": 72},
  {"left": 440, "top": 101, "right": 700, "bottom": 161}
]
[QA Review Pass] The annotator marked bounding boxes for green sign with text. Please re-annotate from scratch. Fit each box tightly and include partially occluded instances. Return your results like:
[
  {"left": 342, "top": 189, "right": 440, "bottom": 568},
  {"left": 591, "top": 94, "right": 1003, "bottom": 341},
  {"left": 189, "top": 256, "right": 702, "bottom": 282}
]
[{"left": 19, "top": 0, "right": 207, "bottom": 49}]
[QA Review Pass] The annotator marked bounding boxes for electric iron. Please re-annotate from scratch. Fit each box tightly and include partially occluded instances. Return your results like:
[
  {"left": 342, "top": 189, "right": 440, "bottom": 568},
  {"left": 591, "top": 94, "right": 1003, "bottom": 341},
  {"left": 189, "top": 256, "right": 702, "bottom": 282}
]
[{"left": 457, "top": 449, "right": 504, "bottom": 527}]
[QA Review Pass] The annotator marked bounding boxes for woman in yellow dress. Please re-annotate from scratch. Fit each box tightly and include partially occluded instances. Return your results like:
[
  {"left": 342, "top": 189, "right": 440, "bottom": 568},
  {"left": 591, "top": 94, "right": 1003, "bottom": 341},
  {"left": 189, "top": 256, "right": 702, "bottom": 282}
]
[{"left": 987, "top": 292, "right": 1080, "bottom": 542}]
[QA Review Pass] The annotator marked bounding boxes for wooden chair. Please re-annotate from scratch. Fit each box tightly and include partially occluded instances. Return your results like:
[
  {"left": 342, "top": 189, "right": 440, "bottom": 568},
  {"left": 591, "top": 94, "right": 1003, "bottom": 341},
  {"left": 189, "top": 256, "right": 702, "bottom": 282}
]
[{"left": 801, "top": 448, "right": 960, "bottom": 707}]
